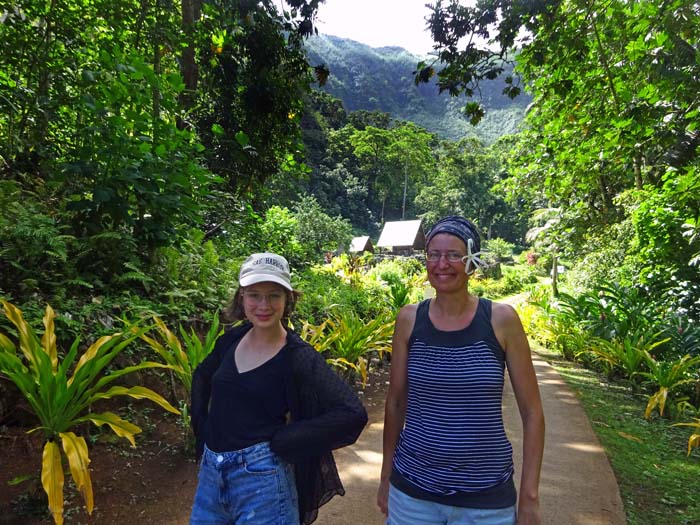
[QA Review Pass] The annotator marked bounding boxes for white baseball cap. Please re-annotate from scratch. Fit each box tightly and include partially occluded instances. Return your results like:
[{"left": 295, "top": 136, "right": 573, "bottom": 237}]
[{"left": 238, "top": 252, "right": 293, "bottom": 291}]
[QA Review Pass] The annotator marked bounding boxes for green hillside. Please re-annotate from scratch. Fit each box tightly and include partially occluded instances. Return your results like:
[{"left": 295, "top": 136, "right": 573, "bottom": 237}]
[{"left": 304, "top": 34, "right": 530, "bottom": 143}]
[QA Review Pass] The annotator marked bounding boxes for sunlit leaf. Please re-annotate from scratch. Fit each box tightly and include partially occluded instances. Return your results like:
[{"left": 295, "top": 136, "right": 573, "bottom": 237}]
[
  {"left": 70, "top": 334, "right": 121, "bottom": 384},
  {"left": 617, "top": 431, "right": 642, "bottom": 443},
  {"left": 81, "top": 412, "right": 142, "bottom": 447},
  {"left": 60, "top": 432, "right": 93, "bottom": 514},
  {"left": 91, "top": 385, "right": 180, "bottom": 415},
  {"left": 42, "top": 305, "right": 58, "bottom": 372},
  {"left": 41, "top": 440, "right": 64, "bottom": 525}
]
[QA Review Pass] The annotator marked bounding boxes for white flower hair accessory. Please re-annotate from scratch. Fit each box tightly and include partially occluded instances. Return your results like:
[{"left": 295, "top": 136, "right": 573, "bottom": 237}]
[
  {"left": 426, "top": 216, "right": 488, "bottom": 275},
  {"left": 461, "top": 238, "right": 484, "bottom": 275}
]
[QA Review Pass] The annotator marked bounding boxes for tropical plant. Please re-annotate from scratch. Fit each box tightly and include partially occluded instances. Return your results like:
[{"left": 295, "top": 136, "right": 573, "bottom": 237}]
[
  {"left": 518, "top": 287, "right": 563, "bottom": 350},
  {"left": 328, "top": 252, "right": 373, "bottom": 287},
  {"left": 0, "top": 301, "right": 179, "bottom": 525},
  {"left": 673, "top": 418, "right": 700, "bottom": 456},
  {"left": 387, "top": 279, "right": 412, "bottom": 310},
  {"left": 526, "top": 208, "right": 564, "bottom": 296},
  {"left": 638, "top": 353, "right": 700, "bottom": 419},
  {"left": 302, "top": 311, "right": 393, "bottom": 386},
  {"left": 515, "top": 301, "right": 549, "bottom": 344},
  {"left": 484, "top": 238, "right": 515, "bottom": 262},
  {"left": 586, "top": 331, "right": 669, "bottom": 382},
  {"left": 299, "top": 318, "right": 331, "bottom": 351},
  {"left": 152, "top": 229, "right": 239, "bottom": 313},
  {"left": 553, "top": 285, "right": 661, "bottom": 343},
  {"left": 554, "top": 291, "right": 605, "bottom": 331},
  {"left": 663, "top": 317, "right": 700, "bottom": 360},
  {"left": 294, "top": 263, "right": 387, "bottom": 324},
  {"left": 133, "top": 314, "right": 224, "bottom": 453},
  {"left": 553, "top": 324, "right": 591, "bottom": 363},
  {"left": 136, "top": 314, "right": 223, "bottom": 396},
  {"left": 377, "top": 270, "right": 416, "bottom": 311}
]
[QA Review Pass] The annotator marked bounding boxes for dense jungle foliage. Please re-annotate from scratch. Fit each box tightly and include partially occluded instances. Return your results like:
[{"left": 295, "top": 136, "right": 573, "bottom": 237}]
[
  {"left": 0, "top": 0, "right": 529, "bottom": 333},
  {"left": 1, "top": 0, "right": 700, "bottom": 521}
]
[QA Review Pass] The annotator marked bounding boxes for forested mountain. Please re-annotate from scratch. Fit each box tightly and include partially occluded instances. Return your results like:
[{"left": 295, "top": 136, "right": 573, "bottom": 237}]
[{"left": 304, "top": 34, "right": 530, "bottom": 144}]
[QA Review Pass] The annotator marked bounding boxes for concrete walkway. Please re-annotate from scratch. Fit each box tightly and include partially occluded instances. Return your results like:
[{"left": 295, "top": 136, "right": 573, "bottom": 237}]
[{"left": 317, "top": 353, "right": 626, "bottom": 524}]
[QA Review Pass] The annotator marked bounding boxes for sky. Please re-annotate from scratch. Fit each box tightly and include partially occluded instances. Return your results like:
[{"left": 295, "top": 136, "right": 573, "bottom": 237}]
[{"left": 314, "top": 0, "right": 438, "bottom": 56}]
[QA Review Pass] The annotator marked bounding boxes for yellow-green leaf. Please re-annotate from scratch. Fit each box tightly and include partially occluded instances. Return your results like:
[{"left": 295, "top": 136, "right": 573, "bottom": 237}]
[
  {"left": 154, "top": 317, "right": 184, "bottom": 353},
  {"left": 41, "top": 440, "right": 64, "bottom": 525},
  {"left": 138, "top": 333, "right": 171, "bottom": 361},
  {"left": 8, "top": 473, "right": 33, "bottom": 486},
  {"left": 617, "top": 431, "right": 642, "bottom": 443},
  {"left": 0, "top": 332, "right": 16, "bottom": 354},
  {"left": 69, "top": 334, "right": 121, "bottom": 384},
  {"left": 96, "top": 385, "right": 181, "bottom": 415},
  {"left": 84, "top": 412, "right": 142, "bottom": 447},
  {"left": 644, "top": 388, "right": 668, "bottom": 419},
  {"left": 59, "top": 432, "right": 93, "bottom": 514},
  {"left": 357, "top": 356, "right": 368, "bottom": 387},
  {"left": 42, "top": 305, "right": 58, "bottom": 372},
  {"left": 1, "top": 300, "right": 40, "bottom": 369},
  {"left": 327, "top": 357, "right": 358, "bottom": 370}
]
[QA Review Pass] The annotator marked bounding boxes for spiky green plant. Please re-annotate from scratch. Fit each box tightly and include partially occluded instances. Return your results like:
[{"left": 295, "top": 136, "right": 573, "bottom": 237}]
[
  {"left": 638, "top": 353, "right": 700, "bottom": 419},
  {"left": 673, "top": 418, "right": 700, "bottom": 455},
  {"left": 133, "top": 314, "right": 223, "bottom": 453},
  {"left": 301, "top": 311, "right": 393, "bottom": 386},
  {"left": 586, "top": 330, "right": 669, "bottom": 381},
  {"left": 0, "top": 301, "right": 179, "bottom": 525}
]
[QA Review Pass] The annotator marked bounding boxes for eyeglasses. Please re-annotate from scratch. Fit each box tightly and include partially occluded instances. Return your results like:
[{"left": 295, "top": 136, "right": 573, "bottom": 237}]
[
  {"left": 242, "top": 291, "right": 286, "bottom": 306},
  {"left": 426, "top": 251, "right": 466, "bottom": 263}
]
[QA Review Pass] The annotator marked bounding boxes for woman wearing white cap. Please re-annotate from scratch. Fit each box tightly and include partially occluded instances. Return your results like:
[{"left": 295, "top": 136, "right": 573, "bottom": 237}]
[
  {"left": 190, "top": 252, "right": 368, "bottom": 524},
  {"left": 377, "top": 217, "right": 545, "bottom": 525}
]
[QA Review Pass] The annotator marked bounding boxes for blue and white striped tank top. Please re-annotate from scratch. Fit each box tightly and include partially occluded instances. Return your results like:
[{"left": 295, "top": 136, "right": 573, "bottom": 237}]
[{"left": 391, "top": 298, "right": 516, "bottom": 508}]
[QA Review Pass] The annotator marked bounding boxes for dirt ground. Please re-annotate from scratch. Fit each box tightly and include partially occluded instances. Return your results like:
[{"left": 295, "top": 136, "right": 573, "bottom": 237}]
[
  {"left": 0, "top": 367, "right": 389, "bottom": 525},
  {"left": 0, "top": 402, "right": 200, "bottom": 524},
  {"left": 0, "top": 354, "right": 626, "bottom": 525}
]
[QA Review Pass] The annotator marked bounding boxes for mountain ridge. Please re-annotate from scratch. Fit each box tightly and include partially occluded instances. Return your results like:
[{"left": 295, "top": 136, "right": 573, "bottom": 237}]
[{"left": 304, "top": 34, "right": 530, "bottom": 143}]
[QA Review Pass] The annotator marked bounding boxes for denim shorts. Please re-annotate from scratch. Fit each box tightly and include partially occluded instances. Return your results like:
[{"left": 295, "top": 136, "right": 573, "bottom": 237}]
[
  {"left": 190, "top": 442, "right": 299, "bottom": 524},
  {"left": 387, "top": 483, "right": 516, "bottom": 525}
]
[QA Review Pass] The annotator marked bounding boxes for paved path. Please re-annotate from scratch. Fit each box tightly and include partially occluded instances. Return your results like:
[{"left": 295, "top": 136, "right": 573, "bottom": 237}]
[{"left": 316, "top": 353, "right": 626, "bottom": 524}]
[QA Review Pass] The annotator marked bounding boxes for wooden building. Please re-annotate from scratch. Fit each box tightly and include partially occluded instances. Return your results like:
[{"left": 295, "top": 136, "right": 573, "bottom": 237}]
[
  {"left": 376, "top": 219, "right": 425, "bottom": 254},
  {"left": 349, "top": 235, "right": 374, "bottom": 254}
]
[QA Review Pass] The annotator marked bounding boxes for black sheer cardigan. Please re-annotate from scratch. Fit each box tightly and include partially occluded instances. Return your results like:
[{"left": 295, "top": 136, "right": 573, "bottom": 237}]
[{"left": 190, "top": 323, "right": 368, "bottom": 524}]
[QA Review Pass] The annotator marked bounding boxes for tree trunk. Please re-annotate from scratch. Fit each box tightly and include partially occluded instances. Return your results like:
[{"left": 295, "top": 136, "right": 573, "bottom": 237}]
[
  {"left": 180, "top": 0, "right": 201, "bottom": 113},
  {"left": 401, "top": 164, "right": 408, "bottom": 219},
  {"left": 633, "top": 154, "right": 643, "bottom": 189}
]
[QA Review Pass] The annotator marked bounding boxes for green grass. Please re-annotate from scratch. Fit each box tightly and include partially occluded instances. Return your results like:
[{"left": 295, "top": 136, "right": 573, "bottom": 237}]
[{"left": 535, "top": 345, "right": 700, "bottom": 525}]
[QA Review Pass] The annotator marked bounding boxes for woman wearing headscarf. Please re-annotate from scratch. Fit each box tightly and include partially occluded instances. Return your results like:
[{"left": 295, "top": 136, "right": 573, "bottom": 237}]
[{"left": 377, "top": 217, "right": 545, "bottom": 525}]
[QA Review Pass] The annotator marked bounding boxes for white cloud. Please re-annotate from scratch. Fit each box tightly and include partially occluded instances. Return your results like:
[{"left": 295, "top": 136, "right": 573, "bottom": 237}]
[{"left": 314, "top": 0, "right": 436, "bottom": 56}]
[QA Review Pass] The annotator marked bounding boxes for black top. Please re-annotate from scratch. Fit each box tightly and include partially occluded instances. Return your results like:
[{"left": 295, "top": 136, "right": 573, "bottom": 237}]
[
  {"left": 204, "top": 340, "right": 290, "bottom": 452},
  {"left": 191, "top": 323, "right": 368, "bottom": 524}
]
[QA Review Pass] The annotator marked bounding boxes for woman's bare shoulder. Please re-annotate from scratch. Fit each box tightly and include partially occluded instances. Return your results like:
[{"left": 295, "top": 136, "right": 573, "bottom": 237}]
[
  {"left": 490, "top": 300, "right": 525, "bottom": 334},
  {"left": 490, "top": 300, "right": 519, "bottom": 321},
  {"left": 394, "top": 302, "right": 419, "bottom": 338},
  {"left": 398, "top": 302, "right": 419, "bottom": 319}
]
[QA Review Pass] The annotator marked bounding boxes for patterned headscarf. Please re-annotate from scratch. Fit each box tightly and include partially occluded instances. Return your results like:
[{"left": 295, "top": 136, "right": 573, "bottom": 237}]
[{"left": 426, "top": 216, "right": 484, "bottom": 275}]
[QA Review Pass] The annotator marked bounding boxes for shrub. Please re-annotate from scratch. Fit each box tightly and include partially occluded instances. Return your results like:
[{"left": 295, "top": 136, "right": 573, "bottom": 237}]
[
  {"left": 0, "top": 301, "right": 179, "bottom": 525},
  {"left": 292, "top": 265, "right": 387, "bottom": 325},
  {"left": 484, "top": 237, "right": 515, "bottom": 262}
]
